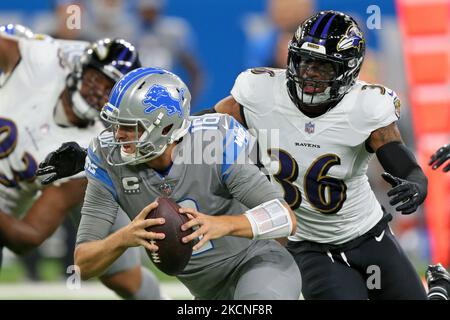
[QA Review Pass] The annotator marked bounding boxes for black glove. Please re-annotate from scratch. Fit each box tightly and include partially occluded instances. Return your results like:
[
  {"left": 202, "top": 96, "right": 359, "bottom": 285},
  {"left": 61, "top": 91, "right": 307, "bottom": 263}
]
[
  {"left": 36, "top": 142, "right": 87, "bottom": 185},
  {"left": 429, "top": 144, "right": 450, "bottom": 172},
  {"left": 381, "top": 172, "right": 425, "bottom": 215}
]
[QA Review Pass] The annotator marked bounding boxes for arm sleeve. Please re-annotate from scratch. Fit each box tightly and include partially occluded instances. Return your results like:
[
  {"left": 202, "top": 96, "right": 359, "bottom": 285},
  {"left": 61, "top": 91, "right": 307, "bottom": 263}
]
[
  {"left": 376, "top": 141, "right": 428, "bottom": 201},
  {"left": 76, "top": 178, "right": 119, "bottom": 246}
]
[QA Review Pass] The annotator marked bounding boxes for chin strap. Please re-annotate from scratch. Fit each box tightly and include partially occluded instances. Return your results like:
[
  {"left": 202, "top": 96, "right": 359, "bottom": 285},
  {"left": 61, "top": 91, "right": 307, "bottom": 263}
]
[{"left": 71, "top": 91, "right": 98, "bottom": 122}]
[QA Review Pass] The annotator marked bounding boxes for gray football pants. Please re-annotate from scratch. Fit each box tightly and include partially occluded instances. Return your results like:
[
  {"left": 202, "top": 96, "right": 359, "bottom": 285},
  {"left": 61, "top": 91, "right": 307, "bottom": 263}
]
[{"left": 197, "top": 240, "right": 302, "bottom": 300}]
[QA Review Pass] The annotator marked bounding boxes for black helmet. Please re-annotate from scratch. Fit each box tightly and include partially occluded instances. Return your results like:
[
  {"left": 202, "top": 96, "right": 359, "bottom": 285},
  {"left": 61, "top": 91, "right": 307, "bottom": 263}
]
[
  {"left": 287, "top": 11, "right": 365, "bottom": 109},
  {"left": 68, "top": 38, "right": 142, "bottom": 122},
  {"left": 81, "top": 38, "right": 141, "bottom": 82}
]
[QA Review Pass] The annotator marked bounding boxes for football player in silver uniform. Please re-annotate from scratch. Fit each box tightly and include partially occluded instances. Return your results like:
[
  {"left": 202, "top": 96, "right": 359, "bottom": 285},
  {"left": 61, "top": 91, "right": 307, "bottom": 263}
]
[{"left": 73, "top": 67, "right": 301, "bottom": 299}]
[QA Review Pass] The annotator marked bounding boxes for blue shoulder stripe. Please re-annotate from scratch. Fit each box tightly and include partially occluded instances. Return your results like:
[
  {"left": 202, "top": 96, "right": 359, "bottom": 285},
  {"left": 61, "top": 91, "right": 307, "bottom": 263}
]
[
  {"left": 85, "top": 153, "right": 117, "bottom": 200},
  {"left": 87, "top": 147, "right": 102, "bottom": 166}
]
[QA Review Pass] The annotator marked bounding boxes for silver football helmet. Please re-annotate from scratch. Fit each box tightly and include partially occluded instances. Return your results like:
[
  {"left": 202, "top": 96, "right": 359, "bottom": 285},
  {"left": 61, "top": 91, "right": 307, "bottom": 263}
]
[{"left": 100, "top": 67, "right": 191, "bottom": 166}]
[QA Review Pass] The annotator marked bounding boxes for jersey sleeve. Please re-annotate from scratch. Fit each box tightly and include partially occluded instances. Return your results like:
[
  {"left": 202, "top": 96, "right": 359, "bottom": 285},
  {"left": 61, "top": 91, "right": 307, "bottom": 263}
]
[
  {"left": 230, "top": 68, "right": 275, "bottom": 121},
  {"left": 76, "top": 178, "right": 119, "bottom": 245},
  {"left": 349, "top": 83, "right": 401, "bottom": 135},
  {"left": 218, "top": 115, "right": 284, "bottom": 208},
  {"left": 18, "top": 38, "right": 68, "bottom": 87},
  {"left": 77, "top": 138, "right": 119, "bottom": 245},
  {"left": 84, "top": 138, "right": 118, "bottom": 201}
]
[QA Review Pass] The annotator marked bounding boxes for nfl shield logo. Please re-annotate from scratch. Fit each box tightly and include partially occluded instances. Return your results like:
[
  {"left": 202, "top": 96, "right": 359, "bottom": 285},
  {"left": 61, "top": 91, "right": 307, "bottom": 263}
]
[
  {"left": 305, "top": 122, "right": 315, "bottom": 134},
  {"left": 159, "top": 182, "right": 172, "bottom": 196}
]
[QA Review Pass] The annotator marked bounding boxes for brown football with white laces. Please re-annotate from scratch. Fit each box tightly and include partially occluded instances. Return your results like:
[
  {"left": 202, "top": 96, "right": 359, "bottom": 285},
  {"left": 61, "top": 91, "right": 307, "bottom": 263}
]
[{"left": 145, "top": 196, "right": 193, "bottom": 276}]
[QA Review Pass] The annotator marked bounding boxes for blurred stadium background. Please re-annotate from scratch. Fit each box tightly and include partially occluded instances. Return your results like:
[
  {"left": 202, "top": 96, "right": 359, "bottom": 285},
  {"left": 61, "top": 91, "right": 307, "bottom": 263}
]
[{"left": 0, "top": 0, "right": 449, "bottom": 299}]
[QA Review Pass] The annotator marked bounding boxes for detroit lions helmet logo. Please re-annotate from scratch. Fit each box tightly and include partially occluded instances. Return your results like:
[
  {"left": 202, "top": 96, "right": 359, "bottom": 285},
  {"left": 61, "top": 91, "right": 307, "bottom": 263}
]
[
  {"left": 142, "top": 85, "right": 184, "bottom": 117},
  {"left": 337, "top": 25, "right": 364, "bottom": 52}
]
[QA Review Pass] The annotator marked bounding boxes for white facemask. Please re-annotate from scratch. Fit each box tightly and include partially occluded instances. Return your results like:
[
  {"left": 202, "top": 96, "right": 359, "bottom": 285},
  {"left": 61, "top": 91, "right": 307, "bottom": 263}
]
[
  {"left": 54, "top": 100, "right": 73, "bottom": 127},
  {"left": 71, "top": 91, "right": 99, "bottom": 121}
]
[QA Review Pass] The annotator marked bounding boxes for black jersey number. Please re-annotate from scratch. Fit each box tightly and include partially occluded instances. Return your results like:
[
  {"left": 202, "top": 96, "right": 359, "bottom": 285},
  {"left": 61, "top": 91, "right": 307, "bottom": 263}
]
[{"left": 268, "top": 149, "right": 347, "bottom": 214}]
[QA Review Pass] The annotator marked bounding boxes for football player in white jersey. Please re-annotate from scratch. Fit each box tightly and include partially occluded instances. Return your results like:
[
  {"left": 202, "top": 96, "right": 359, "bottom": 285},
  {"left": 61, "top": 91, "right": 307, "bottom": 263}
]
[
  {"left": 211, "top": 11, "right": 429, "bottom": 299},
  {"left": 0, "top": 29, "right": 162, "bottom": 300}
]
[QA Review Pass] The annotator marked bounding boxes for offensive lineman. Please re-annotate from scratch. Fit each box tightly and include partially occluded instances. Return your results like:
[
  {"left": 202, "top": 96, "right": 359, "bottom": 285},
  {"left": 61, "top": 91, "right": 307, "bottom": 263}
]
[
  {"left": 0, "top": 26, "right": 161, "bottom": 300},
  {"left": 74, "top": 67, "right": 302, "bottom": 300}
]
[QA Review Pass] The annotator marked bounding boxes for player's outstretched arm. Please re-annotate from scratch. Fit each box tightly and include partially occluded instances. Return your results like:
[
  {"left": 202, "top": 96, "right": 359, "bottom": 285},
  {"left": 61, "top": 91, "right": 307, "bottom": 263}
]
[
  {"left": 429, "top": 144, "right": 450, "bottom": 172},
  {"left": 179, "top": 200, "right": 295, "bottom": 252},
  {"left": 74, "top": 201, "right": 165, "bottom": 280},
  {"left": 36, "top": 142, "right": 87, "bottom": 185},
  {"left": 0, "top": 178, "right": 87, "bottom": 254},
  {"left": 369, "top": 122, "right": 428, "bottom": 215}
]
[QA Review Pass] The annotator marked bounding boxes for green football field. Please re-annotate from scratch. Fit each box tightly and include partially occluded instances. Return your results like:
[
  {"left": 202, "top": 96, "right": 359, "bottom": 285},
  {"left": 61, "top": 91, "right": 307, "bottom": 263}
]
[
  {"left": 0, "top": 255, "right": 429, "bottom": 300},
  {"left": 0, "top": 258, "right": 193, "bottom": 300}
]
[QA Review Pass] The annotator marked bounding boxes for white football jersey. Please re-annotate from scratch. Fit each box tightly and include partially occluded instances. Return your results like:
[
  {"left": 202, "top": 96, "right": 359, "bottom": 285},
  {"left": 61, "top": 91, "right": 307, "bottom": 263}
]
[
  {"left": 0, "top": 37, "right": 103, "bottom": 215},
  {"left": 231, "top": 68, "right": 400, "bottom": 244}
]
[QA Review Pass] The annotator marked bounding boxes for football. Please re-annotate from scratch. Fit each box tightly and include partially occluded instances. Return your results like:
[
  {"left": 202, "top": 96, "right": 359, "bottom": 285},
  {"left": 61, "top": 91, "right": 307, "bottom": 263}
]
[{"left": 145, "top": 196, "right": 194, "bottom": 276}]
